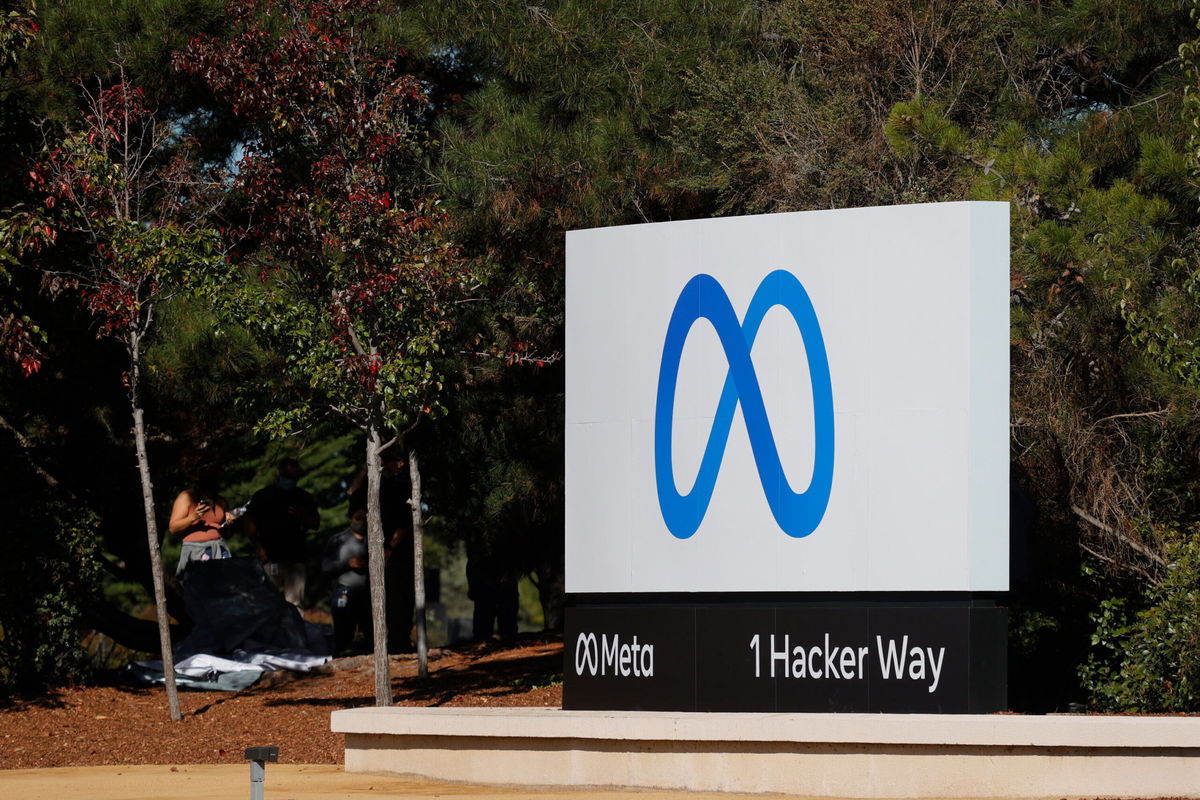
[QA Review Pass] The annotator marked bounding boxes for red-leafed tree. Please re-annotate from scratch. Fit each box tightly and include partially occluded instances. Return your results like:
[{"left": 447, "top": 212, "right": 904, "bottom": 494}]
[
  {"left": 0, "top": 213, "right": 53, "bottom": 377},
  {"left": 179, "top": 0, "right": 464, "bottom": 704},
  {"left": 0, "top": 0, "right": 48, "bottom": 377},
  {"left": 22, "top": 75, "right": 223, "bottom": 721}
]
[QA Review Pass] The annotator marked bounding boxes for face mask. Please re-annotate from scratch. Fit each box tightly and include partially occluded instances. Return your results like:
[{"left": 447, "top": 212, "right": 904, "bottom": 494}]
[
  {"left": 350, "top": 520, "right": 366, "bottom": 535},
  {"left": 278, "top": 477, "right": 298, "bottom": 490}
]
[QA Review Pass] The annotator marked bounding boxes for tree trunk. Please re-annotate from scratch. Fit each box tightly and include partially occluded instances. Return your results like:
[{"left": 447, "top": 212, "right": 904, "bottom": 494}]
[
  {"left": 129, "top": 331, "right": 181, "bottom": 722},
  {"left": 409, "top": 449, "right": 428, "bottom": 679},
  {"left": 365, "top": 420, "right": 391, "bottom": 706}
]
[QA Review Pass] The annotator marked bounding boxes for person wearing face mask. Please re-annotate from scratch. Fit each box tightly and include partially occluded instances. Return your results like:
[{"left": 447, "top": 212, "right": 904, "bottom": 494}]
[
  {"left": 322, "top": 504, "right": 372, "bottom": 655},
  {"left": 245, "top": 457, "right": 320, "bottom": 609}
]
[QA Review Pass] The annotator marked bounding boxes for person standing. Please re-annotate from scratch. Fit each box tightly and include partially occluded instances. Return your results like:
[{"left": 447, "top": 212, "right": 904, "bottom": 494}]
[
  {"left": 466, "top": 536, "right": 519, "bottom": 643},
  {"left": 322, "top": 505, "right": 373, "bottom": 655},
  {"left": 169, "top": 476, "right": 233, "bottom": 577},
  {"left": 245, "top": 457, "right": 319, "bottom": 609}
]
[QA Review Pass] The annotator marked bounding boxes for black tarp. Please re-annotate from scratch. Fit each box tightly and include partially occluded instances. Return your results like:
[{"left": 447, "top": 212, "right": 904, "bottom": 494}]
[{"left": 176, "top": 556, "right": 314, "bottom": 659}]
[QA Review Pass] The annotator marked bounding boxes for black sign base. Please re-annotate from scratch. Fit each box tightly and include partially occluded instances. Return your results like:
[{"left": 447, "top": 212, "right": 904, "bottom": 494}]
[{"left": 564, "top": 598, "right": 1006, "bottom": 713}]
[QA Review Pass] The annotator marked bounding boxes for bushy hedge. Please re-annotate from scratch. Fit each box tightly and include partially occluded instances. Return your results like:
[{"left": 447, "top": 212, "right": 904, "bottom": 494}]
[{"left": 1081, "top": 534, "right": 1200, "bottom": 711}]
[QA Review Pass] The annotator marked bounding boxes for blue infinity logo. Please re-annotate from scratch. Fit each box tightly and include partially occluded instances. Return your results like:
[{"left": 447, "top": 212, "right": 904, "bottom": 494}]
[{"left": 654, "top": 270, "right": 835, "bottom": 539}]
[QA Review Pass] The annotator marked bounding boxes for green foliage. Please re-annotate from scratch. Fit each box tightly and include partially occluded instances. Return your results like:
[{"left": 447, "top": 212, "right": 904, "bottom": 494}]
[
  {"left": 180, "top": 0, "right": 466, "bottom": 445},
  {"left": 1008, "top": 605, "right": 1061, "bottom": 653},
  {"left": 1069, "top": 3, "right": 1200, "bottom": 712},
  {"left": 0, "top": 0, "right": 48, "bottom": 376},
  {"left": 1081, "top": 532, "right": 1200, "bottom": 711},
  {"left": 412, "top": 0, "right": 751, "bottom": 346},
  {"left": 144, "top": 295, "right": 273, "bottom": 451},
  {"left": 426, "top": 367, "right": 564, "bottom": 626},
  {"left": 672, "top": 0, "right": 1009, "bottom": 212},
  {"left": 885, "top": 97, "right": 973, "bottom": 161},
  {"left": 20, "top": 79, "right": 227, "bottom": 349},
  {"left": 0, "top": 1, "right": 37, "bottom": 65},
  {"left": 402, "top": 1, "right": 749, "bottom": 622},
  {"left": 26, "top": 0, "right": 228, "bottom": 119},
  {"left": 0, "top": 453, "right": 101, "bottom": 697}
]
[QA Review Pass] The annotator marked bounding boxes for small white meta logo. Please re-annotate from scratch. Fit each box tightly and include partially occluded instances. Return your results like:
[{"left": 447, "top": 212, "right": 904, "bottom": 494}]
[{"left": 574, "top": 632, "right": 655, "bottom": 678}]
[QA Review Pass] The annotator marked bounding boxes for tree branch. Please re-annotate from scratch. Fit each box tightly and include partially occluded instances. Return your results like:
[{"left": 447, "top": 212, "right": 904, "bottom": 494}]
[
  {"left": 345, "top": 320, "right": 368, "bottom": 357},
  {"left": 0, "top": 411, "right": 76, "bottom": 498},
  {"left": 1078, "top": 541, "right": 1155, "bottom": 583},
  {"left": 1092, "top": 410, "right": 1166, "bottom": 425},
  {"left": 1071, "top": 504, "right": 1166, "bottom": 568}
]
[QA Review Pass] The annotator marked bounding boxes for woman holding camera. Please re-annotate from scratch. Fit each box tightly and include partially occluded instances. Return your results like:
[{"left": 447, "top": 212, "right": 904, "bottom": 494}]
[{"left": 169, "top": 476, "right": 233, "bottom": 576}]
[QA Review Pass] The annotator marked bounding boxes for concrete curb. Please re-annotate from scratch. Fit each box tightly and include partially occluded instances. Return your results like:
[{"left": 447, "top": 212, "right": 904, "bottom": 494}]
[{"left": 334, "top": 707, "right": 1200, "bottom": 798}]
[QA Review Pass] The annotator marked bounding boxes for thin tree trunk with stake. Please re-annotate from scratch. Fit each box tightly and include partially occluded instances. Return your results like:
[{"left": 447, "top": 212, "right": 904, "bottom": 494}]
[
  {"left": 129, "top": 329, "right": 181, "bottom": 721},
  {"left": 365, "top": 418, "right": 391, "bottom": 705},
  {"left": 409, "top": 449, "right": 428, "bottom": 679}
]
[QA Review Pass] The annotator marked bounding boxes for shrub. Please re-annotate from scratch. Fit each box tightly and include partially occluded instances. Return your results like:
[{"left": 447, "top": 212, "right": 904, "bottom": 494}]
[
  {"left": 1081, "top": 532, "right": 1200, "bottom": 711},
  {"left": 0, "top": 456, "right": 102, "bottom": 698}
]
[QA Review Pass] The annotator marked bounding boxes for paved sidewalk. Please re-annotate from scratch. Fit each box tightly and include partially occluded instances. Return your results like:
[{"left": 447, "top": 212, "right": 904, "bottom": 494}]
[{"left": 0, "top": 764, "right": 809, "bottom": 800}]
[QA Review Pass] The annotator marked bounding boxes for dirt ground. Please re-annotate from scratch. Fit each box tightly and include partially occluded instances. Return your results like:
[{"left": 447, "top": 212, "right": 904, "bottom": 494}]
[{"left": 0, "top": 635, "right": 564, "bottom": 770}]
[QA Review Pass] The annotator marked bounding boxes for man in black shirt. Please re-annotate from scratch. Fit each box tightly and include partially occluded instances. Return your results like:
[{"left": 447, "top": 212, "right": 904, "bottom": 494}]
[{"left": 246, "top": 458, "right": 320, "bottom": 609}]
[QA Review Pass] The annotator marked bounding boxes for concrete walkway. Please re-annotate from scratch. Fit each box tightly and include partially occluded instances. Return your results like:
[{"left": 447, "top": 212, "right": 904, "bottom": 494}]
[{"left": 0, "top": 764, "right": 814, "bottom": 800}]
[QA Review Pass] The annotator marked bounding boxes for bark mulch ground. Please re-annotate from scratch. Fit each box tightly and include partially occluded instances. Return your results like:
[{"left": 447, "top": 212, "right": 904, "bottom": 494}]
[{"left": 0, "top": 635, "right": 563, "bottom": 770}]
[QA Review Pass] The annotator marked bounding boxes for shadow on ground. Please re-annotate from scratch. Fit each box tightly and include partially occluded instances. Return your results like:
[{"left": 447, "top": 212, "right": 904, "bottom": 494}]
[{"left": 260, "top": 633, "right": 564, "bottom": 709}]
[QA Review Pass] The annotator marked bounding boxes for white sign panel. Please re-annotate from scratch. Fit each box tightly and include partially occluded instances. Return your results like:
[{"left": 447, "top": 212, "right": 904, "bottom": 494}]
[{"left": 565, "top": 202, "right": 1009, "bottom": 593}]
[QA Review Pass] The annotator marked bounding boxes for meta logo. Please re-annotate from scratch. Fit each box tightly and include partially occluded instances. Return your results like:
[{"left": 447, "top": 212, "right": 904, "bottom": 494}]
[
  {"left": 654, "top": 270, "right": 834, "bottom": 539},
  {"left": 574, "top": 632, "right": 655, "bottom": 678}
]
